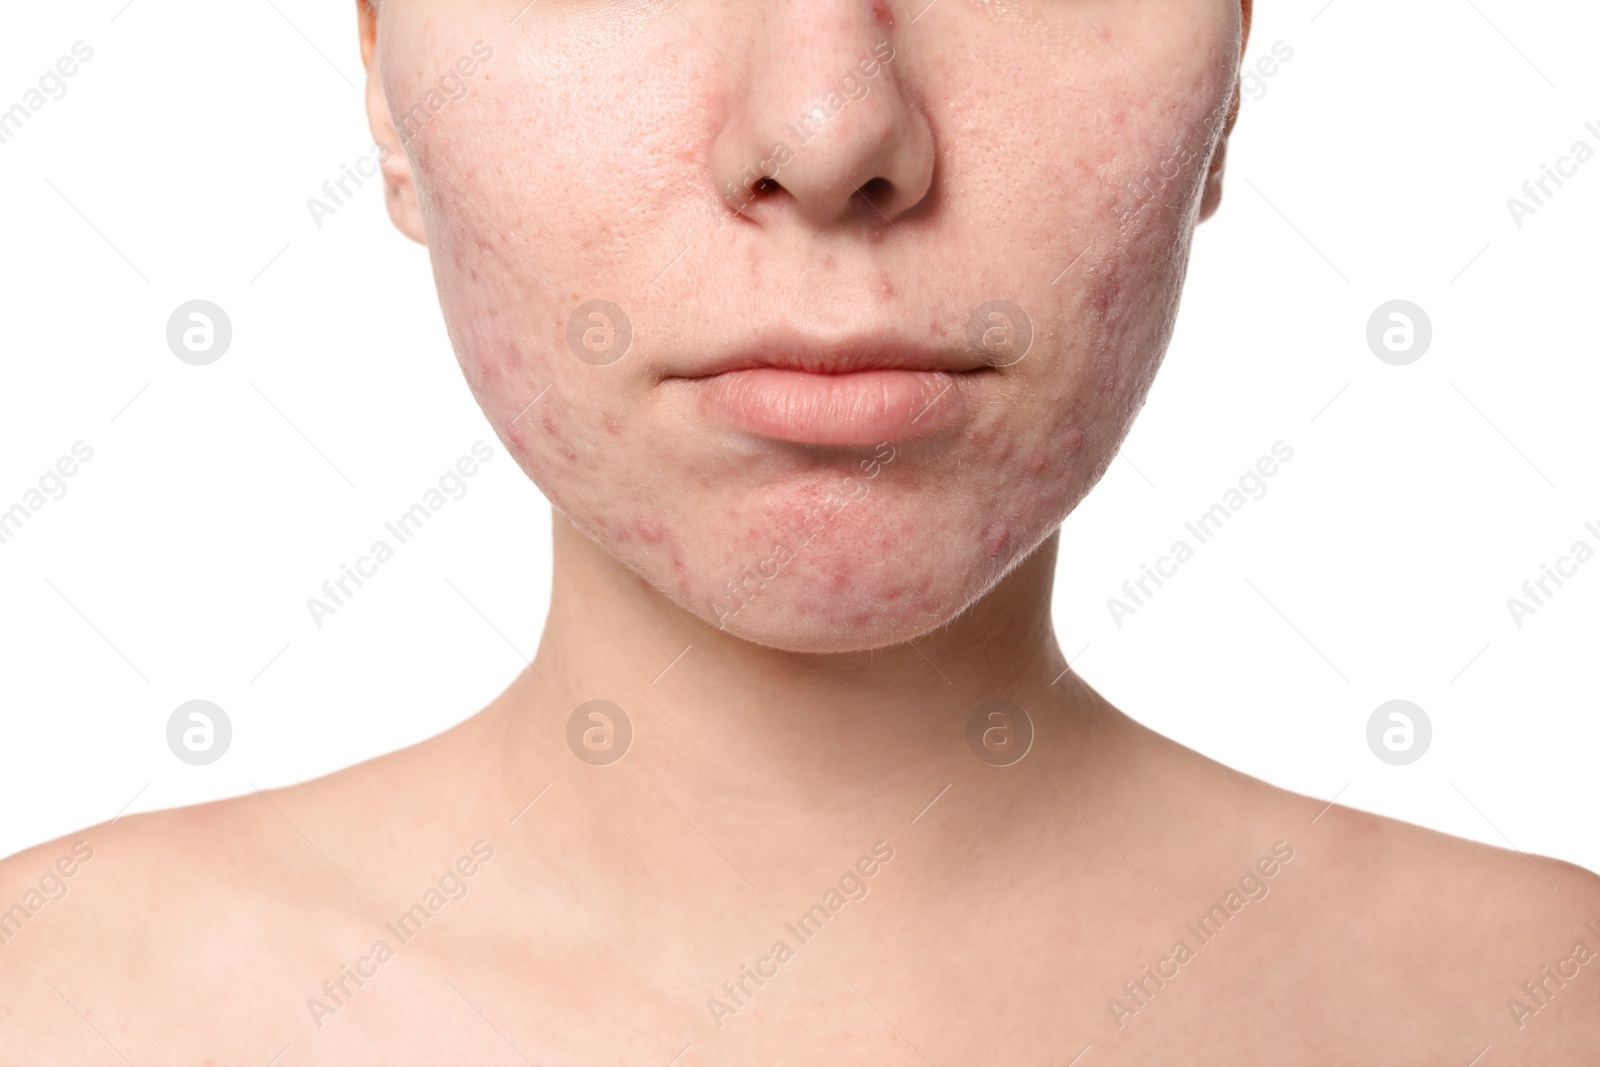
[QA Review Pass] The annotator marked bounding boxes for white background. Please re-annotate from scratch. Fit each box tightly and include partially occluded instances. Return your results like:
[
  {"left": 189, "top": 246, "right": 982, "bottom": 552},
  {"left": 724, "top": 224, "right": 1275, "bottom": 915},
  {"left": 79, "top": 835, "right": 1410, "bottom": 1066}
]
[{"left": 1, "top": 0, "right": 1595, "bottom": 873}]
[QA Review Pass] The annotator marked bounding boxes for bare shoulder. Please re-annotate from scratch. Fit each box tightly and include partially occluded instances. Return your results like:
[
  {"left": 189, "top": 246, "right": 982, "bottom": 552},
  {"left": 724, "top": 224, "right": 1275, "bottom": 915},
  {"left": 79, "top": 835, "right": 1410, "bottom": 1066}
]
[
  {"left": 0, "top": 724, "right": 503, "bottom": 1063},
  {"left": 1216, "top": 754, "right": 1600, "bottom": 1061},
  {"left": 1113, "top": 718, "right": 1599, "bottom": 1059}
]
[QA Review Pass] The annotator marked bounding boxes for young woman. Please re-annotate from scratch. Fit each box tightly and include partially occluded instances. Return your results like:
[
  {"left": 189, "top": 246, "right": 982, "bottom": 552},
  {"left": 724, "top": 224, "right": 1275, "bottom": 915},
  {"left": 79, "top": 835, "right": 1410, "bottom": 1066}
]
[{"left": 4, "top": 0, "right": 1596, "bottom": 1063}]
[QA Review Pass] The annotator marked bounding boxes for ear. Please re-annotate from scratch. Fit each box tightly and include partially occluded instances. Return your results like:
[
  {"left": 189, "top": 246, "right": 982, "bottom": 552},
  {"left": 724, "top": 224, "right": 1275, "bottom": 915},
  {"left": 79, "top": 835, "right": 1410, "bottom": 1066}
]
[
  {"left": 1199, "top": 0, "right": 1252, "bottom": 222},
  {"left": 358, "top": 0, "right": 427, "bottom": 244}
]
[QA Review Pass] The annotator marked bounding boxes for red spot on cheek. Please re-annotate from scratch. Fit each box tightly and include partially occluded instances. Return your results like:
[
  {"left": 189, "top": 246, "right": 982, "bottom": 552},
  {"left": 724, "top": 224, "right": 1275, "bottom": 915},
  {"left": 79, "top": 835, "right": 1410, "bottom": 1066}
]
[
  {"left": 1090, "top": 273, "right": 1119, "bottom": 319},
  {"left": 507, "top": 421, "right": 530, "bottom": 452},
  {"left": 983, "top": 522, "right": 1010, "bottom": 557},
  {"left": 872, "top": 0, "right": 894, "bottom": 26},
  {"left": 637, "top": 516, "right": 667, "bottom": 543}
]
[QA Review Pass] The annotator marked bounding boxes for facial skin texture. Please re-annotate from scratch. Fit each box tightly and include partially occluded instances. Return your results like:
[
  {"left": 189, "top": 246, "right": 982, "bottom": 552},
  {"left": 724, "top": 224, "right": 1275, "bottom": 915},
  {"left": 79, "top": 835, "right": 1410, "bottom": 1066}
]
[
  {"left": 362, "top": 0, "right": 1247, "bottom": 653},
  {"left": 6, "top": 4, "right": 1600, "bottom": 1065}
]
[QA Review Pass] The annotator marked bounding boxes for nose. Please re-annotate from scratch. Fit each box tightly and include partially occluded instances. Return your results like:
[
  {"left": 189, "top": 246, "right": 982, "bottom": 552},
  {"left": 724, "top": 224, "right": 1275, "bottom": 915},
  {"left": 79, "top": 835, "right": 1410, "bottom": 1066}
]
[{"left": 708, "top": 10, "right": 934, "bottom": 226}]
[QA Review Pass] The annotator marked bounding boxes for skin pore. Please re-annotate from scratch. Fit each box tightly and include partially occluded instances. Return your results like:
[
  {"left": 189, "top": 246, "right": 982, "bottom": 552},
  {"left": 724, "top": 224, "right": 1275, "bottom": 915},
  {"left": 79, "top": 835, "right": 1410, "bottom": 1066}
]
[{"left": 2, "top": 0, "right": 1598, "bottom": 1064}]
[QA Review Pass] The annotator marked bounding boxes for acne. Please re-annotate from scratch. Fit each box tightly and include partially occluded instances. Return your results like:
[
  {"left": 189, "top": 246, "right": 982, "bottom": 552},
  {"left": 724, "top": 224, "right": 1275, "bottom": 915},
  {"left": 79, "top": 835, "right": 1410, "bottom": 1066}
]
[
  {"left": 507, "top": 417, "right": 533, "bottom": 454},
  {"left": 983, "top": 522, "right": 1010, "bottom": 557},
  {"left": 1089, "top": 271, "right": 1120, "bottom": 322}
]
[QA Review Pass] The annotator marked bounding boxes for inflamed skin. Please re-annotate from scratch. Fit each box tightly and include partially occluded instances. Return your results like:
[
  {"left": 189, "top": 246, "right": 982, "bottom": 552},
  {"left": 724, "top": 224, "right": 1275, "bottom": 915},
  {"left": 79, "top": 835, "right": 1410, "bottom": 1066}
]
[{"left": 2, "top": 1, "right": 1597, "bottom": 1064}]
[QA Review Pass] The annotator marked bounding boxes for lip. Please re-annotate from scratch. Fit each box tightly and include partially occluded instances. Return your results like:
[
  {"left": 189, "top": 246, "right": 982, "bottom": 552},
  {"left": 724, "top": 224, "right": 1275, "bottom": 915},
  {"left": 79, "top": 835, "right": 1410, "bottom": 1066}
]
[{"left": 663, "top": 330, "right": 993, "bottom": 446}]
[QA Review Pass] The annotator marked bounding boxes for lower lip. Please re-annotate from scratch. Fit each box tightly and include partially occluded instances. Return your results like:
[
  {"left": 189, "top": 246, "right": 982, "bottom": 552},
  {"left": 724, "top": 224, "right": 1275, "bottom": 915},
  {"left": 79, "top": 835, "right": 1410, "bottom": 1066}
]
[{"left": 674, "top": 368, "right": 981, "bottom": 446}]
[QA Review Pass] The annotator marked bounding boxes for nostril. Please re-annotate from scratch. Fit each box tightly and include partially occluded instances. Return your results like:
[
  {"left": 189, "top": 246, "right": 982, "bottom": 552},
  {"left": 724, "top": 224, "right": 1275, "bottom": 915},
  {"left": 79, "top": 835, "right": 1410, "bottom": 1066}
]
[{"left": 857, "top": 176, "right": 894, "bottom": 209}]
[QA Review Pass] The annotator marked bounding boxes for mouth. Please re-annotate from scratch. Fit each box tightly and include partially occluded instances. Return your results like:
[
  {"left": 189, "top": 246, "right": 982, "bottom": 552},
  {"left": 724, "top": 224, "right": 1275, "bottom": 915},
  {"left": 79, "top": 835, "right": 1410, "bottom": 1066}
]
[{"left": 662, "top": 330, "right": 997, "bottom": 447}]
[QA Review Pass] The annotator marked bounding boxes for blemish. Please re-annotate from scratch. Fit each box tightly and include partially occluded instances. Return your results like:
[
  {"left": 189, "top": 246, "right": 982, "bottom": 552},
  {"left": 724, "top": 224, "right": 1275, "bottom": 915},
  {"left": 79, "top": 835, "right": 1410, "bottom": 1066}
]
[
  {"left": 983, "top": 522, "right": 1010, "bottom": 557},
  {"left": 637, "top": 516, "right": 667, "bottom": 543},
  {"left": 1089, "top": 271, "right": 1119, "bottom": 319}
]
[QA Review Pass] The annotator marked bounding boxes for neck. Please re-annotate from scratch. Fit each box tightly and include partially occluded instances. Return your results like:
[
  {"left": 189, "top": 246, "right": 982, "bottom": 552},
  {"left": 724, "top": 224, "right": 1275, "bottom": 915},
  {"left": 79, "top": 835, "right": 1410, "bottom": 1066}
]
[{"left": 487, "top": 511, "right": 1112, "bottom": 882}]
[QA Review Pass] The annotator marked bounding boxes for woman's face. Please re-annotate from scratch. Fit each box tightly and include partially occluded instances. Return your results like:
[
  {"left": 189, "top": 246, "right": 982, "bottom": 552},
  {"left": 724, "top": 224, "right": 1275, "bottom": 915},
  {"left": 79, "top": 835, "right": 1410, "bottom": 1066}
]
[{"left": 362, "top": 0, "right": 1245, "bottom": 652}]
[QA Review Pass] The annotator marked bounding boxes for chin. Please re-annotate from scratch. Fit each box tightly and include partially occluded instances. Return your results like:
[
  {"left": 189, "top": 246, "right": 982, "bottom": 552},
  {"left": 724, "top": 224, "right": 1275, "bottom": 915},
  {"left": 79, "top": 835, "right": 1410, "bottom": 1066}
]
[
  {"left": 644, "top": 483, "right": 1046, "bottom": 655},
  {"left": 687, "top": 548, "right": 995, "bottom": 656}
]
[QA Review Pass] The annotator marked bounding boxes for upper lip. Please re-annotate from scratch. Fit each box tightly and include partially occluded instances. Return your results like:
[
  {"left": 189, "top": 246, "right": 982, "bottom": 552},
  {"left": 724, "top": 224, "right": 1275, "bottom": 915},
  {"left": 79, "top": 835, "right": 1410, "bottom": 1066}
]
[{"left": 674, "top": 328, "right": 988, "bottom": 378}]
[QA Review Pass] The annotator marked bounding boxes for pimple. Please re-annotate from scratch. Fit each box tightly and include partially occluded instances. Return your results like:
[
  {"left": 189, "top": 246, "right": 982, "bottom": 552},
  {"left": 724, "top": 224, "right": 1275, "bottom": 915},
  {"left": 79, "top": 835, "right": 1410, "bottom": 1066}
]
[
  {"left": 1063, "top": 427, "right": 1084, "bottom": 454},
  {"left": 508, "top": 419, "right": 531, "bottom": 452},
  {"left": 983, "top": 522, "right": 1010, "bottom": 557},
  {"left": 604, "top": 415, "right": 624, "bottom": 436},
  {"left": 542, "top": 410, "right": 562, "bottom": 438},
  {"left": 1090, "top": 272, "right": 1120, "bottom": 319},
  {"left": 637, "top": 516, "right": 667, "bottom": 543},
  {"left": 872, "top": 0, "right": 894, "bottom": 26},
  {"left": 1026, "top": 451, "right": 1048, "bottom": 477}
]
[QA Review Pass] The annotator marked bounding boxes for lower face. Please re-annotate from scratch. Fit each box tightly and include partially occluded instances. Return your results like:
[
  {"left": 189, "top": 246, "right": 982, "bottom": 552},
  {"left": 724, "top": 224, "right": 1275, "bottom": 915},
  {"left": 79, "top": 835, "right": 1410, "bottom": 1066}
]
[{"left": 378, "top": 0, "right": 1240, "bottom": 652}]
